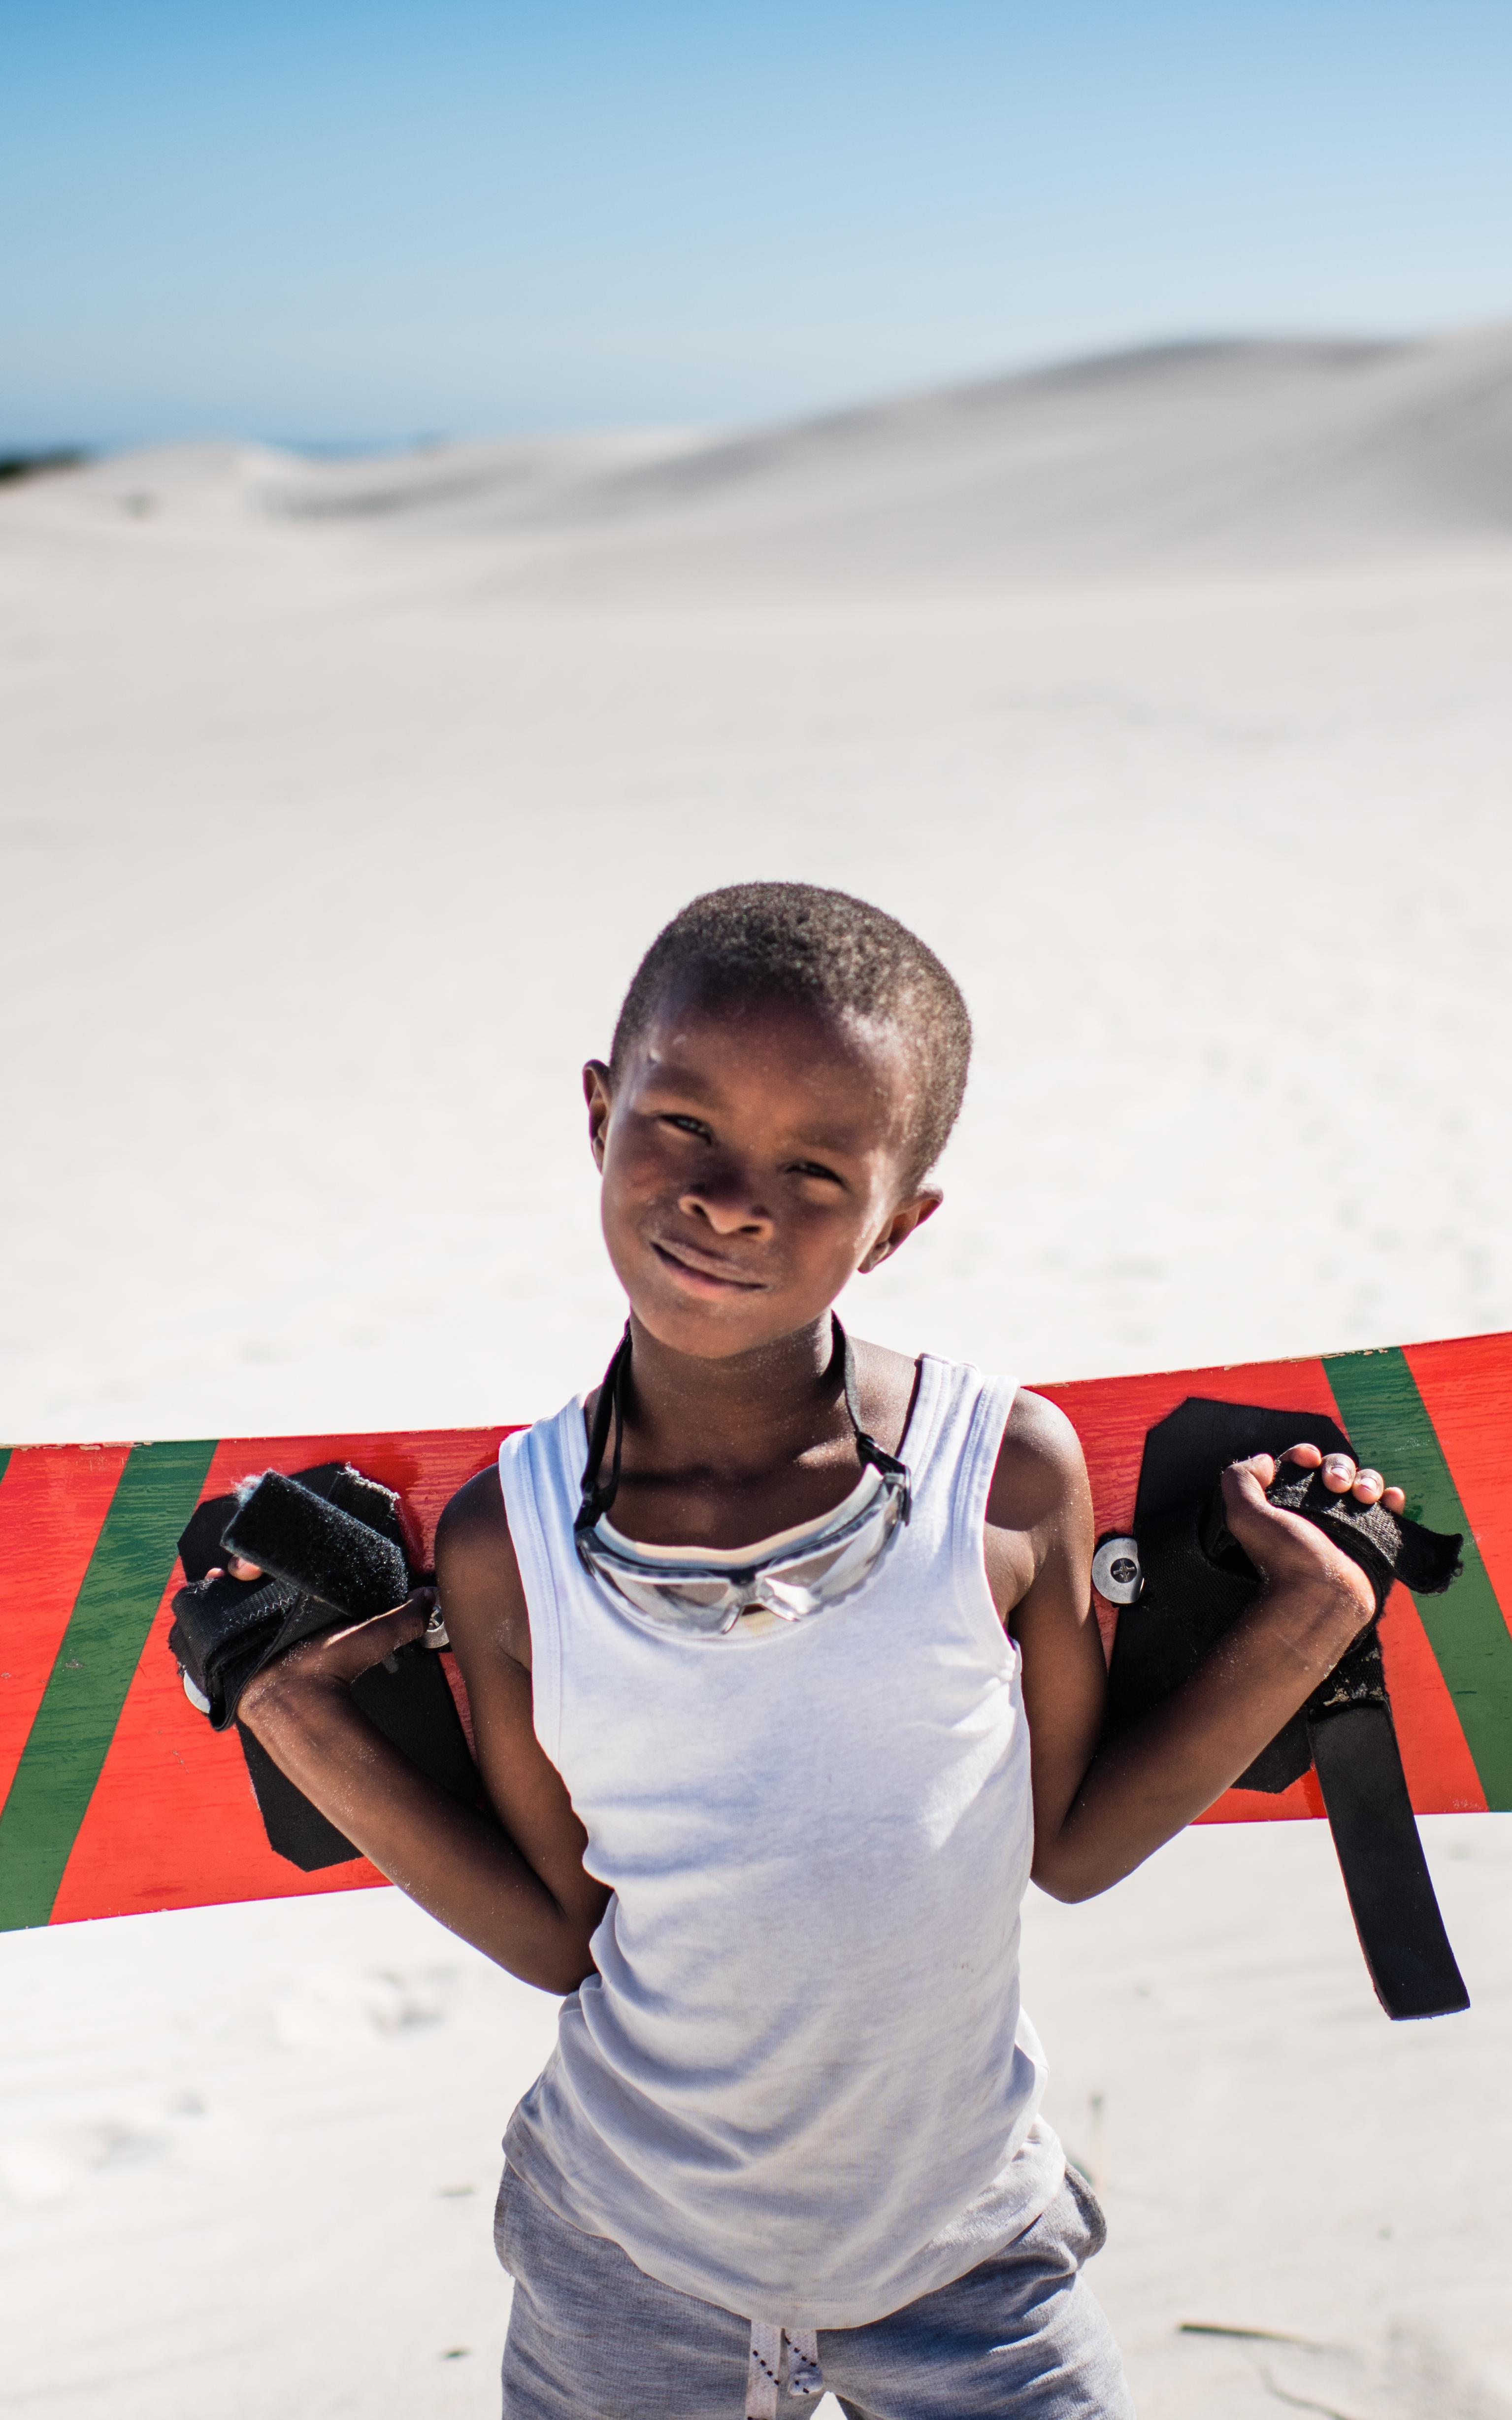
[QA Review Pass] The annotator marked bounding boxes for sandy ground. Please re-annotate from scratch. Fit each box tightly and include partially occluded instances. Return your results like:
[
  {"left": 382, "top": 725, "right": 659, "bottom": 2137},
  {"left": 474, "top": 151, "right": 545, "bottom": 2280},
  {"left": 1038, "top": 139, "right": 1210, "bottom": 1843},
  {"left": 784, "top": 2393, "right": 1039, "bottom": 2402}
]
[
  {"left": 2, "top": 1822, "right": 1509, "bottom": 2420},
  {"left": 2, "top": 331, "right": 1511, "bottom": 2414}
]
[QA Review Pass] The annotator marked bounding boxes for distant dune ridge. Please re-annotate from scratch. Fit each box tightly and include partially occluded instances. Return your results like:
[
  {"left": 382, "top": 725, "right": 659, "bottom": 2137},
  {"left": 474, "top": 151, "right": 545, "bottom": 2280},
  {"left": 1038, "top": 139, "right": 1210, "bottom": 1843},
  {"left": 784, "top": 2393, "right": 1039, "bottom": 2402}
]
[{"left": 24, "top": 323, "right": 1512, "bottom": 579}]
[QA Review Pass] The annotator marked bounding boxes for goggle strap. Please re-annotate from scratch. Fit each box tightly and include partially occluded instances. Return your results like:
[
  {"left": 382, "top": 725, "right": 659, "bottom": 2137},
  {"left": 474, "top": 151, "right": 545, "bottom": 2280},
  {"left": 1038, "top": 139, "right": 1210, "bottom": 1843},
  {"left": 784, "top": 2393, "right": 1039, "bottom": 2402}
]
[
  {"left": 838, "top": 1321, "right": 912, "bottom": 1517},
  {"left": 575, "top": 1322, "right": 632, "bottom": 1536},
  {"left": 576, "top": 1313, "right": 911, "bottom": 1533}
]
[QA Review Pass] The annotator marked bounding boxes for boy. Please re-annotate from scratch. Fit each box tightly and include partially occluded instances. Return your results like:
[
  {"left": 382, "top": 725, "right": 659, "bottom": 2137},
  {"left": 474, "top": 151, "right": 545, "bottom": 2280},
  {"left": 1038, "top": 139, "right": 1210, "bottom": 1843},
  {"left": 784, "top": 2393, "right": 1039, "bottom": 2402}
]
[{"left": 236, "top": 883, "right": 1403, "bottom": 2419}]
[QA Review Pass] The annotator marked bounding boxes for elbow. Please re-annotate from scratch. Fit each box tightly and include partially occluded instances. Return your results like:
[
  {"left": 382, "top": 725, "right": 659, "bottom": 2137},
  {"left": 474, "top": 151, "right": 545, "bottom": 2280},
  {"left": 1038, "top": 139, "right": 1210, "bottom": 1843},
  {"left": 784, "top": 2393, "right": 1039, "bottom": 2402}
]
[
  {"left": 505, "top": 1921, "right": 599, "bottom": 1998},
  {"left": 1029, "top": 1846, "right": 1111, "bottom": 1905},
  {"left": 1032, "top": 1870, "right": 1093, "bottom": 1907},
  {"left": 531, "top": 1950, "right": 596, "bottom": 1997}
]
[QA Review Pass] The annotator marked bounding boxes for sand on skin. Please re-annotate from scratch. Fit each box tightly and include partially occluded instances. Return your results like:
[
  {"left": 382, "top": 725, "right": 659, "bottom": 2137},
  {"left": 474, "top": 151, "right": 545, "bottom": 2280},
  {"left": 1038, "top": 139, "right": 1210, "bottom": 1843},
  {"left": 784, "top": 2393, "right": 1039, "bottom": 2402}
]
[{"left": 2, "top": 331, "right": 1511, "bottom": 2417}]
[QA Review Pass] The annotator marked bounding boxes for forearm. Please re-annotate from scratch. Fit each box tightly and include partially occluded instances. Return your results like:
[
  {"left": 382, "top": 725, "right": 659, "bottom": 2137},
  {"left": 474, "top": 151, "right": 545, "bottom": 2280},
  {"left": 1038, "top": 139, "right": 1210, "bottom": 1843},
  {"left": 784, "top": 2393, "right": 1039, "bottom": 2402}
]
[
  {"left": 1034, "top": 1567, "right": 1368, "bottom": 1901},
  {"left": 241, "top": 1674, "right": 598, "bottom": 1993}
]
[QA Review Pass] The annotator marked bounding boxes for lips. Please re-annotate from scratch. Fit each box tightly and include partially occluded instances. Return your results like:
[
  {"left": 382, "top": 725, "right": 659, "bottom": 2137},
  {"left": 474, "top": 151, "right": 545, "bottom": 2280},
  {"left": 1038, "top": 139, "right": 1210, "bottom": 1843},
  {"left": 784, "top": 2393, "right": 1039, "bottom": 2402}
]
[{"left": 649, "top": 1237, "right": 766, "bottom": 1293}]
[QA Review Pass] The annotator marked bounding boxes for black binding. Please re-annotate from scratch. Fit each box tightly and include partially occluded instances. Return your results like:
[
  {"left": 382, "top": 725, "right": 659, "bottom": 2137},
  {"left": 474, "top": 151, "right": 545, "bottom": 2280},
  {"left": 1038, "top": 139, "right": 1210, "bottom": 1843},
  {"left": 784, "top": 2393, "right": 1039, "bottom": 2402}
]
[
  {"left": 171, "top": 1461, "right": 478, "bottom": 1871},
  {"left": 1103, "top": 1397, "right": 1469, "bottom": 2020}
]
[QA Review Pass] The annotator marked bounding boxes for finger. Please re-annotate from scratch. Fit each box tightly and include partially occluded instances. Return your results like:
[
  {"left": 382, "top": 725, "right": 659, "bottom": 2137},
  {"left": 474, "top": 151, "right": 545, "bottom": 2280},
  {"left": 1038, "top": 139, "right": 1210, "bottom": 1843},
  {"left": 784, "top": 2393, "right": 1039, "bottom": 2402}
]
[
  {"left": 1276, "top": 1442, "right": 1324, "bottom": 1470},
  {"left": 1382, "top": 1485, "right": 1406, "bottom": 1514},
  {"left": 1220, "top": 1453, "right": 1276, "bottom": 1513},
  {"left": 1351, "top": 1468, "right": 1385, "bottom": 1504},
  {"left": 227, "top": 1554, "right": 264, "bottom": 1581},
  {"left": 1320, "top": 1453, "right": 1356, "bottom": 1493}
]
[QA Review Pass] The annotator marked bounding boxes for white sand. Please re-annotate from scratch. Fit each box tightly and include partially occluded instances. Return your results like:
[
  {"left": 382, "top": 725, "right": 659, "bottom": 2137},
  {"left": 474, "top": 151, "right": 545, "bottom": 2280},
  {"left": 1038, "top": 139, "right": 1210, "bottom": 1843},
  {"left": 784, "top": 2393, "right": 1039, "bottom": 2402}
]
[{"left": 2, "top": 330, "right": 1511, "bottom": 2414}]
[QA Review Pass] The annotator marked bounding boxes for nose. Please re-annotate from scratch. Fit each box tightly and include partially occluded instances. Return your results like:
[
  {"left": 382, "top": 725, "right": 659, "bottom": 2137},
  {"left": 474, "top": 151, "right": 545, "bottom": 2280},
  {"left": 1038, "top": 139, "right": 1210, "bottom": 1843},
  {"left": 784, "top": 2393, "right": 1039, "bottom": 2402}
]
[{"left": 677, "top": 1169, "right": 774, "bottom": 1239}]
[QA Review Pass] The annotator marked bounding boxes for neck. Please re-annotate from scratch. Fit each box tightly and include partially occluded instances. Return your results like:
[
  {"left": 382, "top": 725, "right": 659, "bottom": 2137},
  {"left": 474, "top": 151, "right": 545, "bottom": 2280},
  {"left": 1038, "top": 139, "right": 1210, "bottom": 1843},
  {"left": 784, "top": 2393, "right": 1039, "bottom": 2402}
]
[{"left": 619, "top": 1311, "right": 849, "bottom": 1483}]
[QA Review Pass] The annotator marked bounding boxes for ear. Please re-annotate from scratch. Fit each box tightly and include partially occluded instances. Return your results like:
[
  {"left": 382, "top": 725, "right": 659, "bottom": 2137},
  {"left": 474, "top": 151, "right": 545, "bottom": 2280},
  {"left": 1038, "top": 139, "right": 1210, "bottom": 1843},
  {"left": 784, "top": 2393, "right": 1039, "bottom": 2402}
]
[
  {"left": 856, "top": 1188, "right": 943, "bottom": 1275},
  {"left": 583, "top": 1060, "right": 613, "bottom": 1170}
]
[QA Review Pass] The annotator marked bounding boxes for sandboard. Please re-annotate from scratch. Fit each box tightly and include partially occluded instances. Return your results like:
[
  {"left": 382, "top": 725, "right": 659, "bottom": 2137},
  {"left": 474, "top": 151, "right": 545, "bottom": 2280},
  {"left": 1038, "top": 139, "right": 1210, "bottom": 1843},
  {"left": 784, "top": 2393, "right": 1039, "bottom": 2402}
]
[{"left": 2, "top": 1334, "right": 1510, "bottom": 1937}]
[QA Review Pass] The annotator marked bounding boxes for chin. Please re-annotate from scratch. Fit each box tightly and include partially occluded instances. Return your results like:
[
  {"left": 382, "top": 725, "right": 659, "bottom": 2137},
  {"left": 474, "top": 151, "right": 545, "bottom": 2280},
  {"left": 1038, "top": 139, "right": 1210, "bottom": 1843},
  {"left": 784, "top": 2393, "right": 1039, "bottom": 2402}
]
[
  {"left": 635, "top": 1293, "right": 770, "bottom": 1359},
  {"left": 613, "top": 1262, "right": 772, "bottom": 1359}
]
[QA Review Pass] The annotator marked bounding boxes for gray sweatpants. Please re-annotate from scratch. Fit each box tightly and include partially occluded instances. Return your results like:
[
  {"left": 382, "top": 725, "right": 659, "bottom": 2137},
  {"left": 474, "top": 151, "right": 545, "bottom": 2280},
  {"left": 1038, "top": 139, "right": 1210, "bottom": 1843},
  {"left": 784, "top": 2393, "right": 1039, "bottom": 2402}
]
[{"left": 495, "top": 2161, "right": 1134, "bottom": 2420}]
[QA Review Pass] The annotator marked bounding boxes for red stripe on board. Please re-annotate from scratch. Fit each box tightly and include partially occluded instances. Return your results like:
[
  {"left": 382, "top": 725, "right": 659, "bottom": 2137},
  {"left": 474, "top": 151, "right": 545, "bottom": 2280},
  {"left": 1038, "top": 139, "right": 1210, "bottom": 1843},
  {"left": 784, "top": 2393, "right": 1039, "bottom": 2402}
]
[
  {"left": 1405, "top": 1334, "right": 1512, "bottom": 1649},
  {"left": 49, "top": 1554, "right": 389, "bottom": 1924},
  {"left": 1200, "top": 1768, "right": 1327, "bottom": 1825},
  {"left": 0, "top": 1445, "right": 132, "bottom": 1810},
  {"left": 1040, "top": 1351, "right": 1347, "bottom": 1532},
  {"left": 51, "top": 1427, "right": 513, "bottom": 1924},
  {"left": 1376, "top": 1579, "right": 1487, "bottom": 1814}
]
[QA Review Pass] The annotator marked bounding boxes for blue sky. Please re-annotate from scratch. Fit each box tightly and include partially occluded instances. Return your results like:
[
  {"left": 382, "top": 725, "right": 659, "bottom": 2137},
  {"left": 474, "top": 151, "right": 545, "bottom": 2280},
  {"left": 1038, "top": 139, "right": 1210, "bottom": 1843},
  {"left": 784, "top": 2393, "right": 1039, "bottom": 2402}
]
[{"left": 5, "top": 0, "right": 1510, "bottom": 447}]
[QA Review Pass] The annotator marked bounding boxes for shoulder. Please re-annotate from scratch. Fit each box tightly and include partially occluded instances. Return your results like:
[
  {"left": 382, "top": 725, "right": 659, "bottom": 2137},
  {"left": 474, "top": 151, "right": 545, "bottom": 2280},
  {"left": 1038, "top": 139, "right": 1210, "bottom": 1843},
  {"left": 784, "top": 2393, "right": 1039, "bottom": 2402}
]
[
  {"left": 435, "top": 1466, "right": 531, "bottom": 1666},
  {"left": 986, "top": 1387, "right": 1090, "bottom": 1540},
  {"left": 435, "top": 1464, "right": 509, "bottom": 1565}
]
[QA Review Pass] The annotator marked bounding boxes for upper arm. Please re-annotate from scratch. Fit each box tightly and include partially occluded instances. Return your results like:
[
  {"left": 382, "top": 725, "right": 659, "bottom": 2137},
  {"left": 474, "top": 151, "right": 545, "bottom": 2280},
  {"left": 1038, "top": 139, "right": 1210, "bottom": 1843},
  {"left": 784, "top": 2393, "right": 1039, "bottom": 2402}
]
[
  {"left": 984, "top": 1391, "right": 1107, "bottom": 1868},
  {"left": 434, "top": 1471, "right": 608, "bottom": 1932}
]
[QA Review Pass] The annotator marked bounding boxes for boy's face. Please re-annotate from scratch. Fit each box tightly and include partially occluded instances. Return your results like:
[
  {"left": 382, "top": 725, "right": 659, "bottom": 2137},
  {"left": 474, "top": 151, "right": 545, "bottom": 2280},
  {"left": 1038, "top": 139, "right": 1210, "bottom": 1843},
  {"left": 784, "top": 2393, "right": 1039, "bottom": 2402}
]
[{"left": 585, "top": 988, "right": 942, "bottom": 1360}]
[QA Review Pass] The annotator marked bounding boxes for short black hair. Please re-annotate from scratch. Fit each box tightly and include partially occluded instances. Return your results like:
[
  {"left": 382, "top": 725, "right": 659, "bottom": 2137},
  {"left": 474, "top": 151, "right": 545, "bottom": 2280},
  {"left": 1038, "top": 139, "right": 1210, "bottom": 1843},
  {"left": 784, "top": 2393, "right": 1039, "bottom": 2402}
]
[{"left": 609, "top": 882, "right": 971, "bottom": 1184}]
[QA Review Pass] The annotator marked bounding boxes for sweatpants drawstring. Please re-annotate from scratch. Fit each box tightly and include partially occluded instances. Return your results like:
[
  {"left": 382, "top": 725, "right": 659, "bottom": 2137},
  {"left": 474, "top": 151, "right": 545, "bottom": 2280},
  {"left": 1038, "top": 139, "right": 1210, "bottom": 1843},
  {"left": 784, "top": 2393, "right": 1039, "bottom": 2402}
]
[{"left": 746, "top": 2322, "right": 824, "bottom": 2418}]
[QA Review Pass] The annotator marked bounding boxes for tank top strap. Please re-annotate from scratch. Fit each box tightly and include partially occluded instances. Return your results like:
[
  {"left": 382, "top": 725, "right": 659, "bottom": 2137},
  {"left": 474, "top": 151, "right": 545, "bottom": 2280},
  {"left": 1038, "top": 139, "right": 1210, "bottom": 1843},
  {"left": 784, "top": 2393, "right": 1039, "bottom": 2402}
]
[
  {"left": 499, "top": 1395, "right": 588, "bottom": 1765},
  {"left": 900, "top": 1354, "right": 1019, "bottom": 1628}
]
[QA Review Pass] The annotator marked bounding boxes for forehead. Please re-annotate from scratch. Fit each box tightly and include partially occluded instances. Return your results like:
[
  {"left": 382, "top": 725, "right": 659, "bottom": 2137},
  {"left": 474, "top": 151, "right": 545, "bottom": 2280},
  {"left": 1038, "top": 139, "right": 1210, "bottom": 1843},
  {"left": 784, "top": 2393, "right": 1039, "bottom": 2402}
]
[{"left": 630, "top": 989, "right": 917, "bottom": 1152}]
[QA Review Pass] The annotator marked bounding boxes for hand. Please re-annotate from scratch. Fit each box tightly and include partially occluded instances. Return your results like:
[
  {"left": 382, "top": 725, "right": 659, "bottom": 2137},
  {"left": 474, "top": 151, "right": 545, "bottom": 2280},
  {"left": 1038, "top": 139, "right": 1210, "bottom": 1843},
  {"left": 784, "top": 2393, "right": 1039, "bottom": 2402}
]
[
  {"left": 232, "top": 1583, "right": 436, "bottom": 1730},
  {"left": 1218, "top": 1444, "right": 1404, "bottom": 1633}
]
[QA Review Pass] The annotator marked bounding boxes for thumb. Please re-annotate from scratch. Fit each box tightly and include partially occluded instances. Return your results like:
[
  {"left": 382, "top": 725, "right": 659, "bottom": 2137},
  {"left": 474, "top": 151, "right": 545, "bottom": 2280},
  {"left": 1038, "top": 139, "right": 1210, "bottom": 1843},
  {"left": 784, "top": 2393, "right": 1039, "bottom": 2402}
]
[
  {"left": 323, "top": 1588, "right": 435, "bottom": 1676},
  {"left": 1220, "top": 1452, "right": 1278, "bottom": 1522}
]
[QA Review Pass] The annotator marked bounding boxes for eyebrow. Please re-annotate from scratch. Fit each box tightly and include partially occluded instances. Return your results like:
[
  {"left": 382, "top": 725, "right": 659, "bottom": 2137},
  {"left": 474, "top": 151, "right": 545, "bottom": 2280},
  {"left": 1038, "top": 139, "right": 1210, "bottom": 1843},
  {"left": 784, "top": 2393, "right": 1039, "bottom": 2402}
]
[{"left": 637, "top": 1059, "right": 724, "bottom": 1108}]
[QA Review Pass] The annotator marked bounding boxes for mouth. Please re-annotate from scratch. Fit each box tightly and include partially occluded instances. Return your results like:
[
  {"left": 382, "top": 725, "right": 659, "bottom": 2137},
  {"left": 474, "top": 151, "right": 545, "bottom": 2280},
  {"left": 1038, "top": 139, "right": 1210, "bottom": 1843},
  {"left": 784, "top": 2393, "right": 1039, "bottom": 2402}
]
[{"left": 650, "top": 1238, "right": 766, "bottom": 1296}]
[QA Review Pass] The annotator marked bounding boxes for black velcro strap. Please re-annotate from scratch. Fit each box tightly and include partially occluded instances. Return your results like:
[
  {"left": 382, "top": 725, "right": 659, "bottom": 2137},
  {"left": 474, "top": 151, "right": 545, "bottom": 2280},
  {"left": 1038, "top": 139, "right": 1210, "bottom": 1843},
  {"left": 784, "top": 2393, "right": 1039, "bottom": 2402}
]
[
  {"left": 167, "top": 1570, "right": 335, "bottom": 1731},
  {"left": 1203, "top": 1464, "right": 1462, "bottom": 1622},
  {"left": 171, "top": 1464, "right": 416, "bottom": 1727},
  {"left": 1307, "top": 1701, "right": 1469, "bottom": 2018},
  {"left": 222, "top": 1468, "right": 411, "bottom": 1621}
]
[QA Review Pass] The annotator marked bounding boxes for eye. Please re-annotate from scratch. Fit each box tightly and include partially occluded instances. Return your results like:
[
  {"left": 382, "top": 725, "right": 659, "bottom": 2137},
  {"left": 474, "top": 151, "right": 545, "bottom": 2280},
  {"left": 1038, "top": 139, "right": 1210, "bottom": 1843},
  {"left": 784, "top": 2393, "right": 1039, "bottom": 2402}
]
[
  {"left": 788, "top": 1159, "right": 845, "bottom": 1188},
  {"left": 660, "top": 1113, "right": 714, "bottom": 1142}
]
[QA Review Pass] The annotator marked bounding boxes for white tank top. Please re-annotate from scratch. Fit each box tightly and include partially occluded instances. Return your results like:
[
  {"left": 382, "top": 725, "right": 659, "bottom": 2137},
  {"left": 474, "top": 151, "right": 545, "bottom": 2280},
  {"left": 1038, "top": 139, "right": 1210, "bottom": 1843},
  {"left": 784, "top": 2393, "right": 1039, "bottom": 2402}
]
[{"left": 497, "top": 1351, "right": 1062, "bottom": 2331}]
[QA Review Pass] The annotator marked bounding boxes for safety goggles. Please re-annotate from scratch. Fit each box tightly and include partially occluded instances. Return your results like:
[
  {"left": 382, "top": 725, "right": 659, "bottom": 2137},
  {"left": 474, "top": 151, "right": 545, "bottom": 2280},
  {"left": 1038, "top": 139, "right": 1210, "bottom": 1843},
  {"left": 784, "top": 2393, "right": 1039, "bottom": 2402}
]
[{"left": 573, "top": 1318, "right": 911, "bottom": 1638}]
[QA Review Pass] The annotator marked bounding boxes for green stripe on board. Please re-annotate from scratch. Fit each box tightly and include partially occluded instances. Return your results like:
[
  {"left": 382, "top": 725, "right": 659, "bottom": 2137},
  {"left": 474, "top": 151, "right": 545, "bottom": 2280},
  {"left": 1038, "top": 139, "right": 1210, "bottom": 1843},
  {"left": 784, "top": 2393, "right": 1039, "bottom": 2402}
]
[
  {"left": 0, "top": 1447, "right": 11, "bottom": 1491},
  {"left": 0, "top": 1438, "right": 216, "bottom": 1930},
  {"left": 1324, "top": 1347, "right": 1512, "bottom": 1810}
]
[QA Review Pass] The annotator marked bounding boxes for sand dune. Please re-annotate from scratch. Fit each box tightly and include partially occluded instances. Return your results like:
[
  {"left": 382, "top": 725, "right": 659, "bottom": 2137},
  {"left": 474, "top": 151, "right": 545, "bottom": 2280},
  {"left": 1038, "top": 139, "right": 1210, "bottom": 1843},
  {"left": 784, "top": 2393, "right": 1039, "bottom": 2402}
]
[
  {"left": 609, "top": 326, "right": 1512, "bottom": 568},
  {"left": 24, "top": 323, "right": 1512, "bottom": 580},
  {"left": 2, "top": 331, "right": 1511, "bottom": 2418},
  {"left": 16, "top": 323, "right": 1512, "bottom": 579}
]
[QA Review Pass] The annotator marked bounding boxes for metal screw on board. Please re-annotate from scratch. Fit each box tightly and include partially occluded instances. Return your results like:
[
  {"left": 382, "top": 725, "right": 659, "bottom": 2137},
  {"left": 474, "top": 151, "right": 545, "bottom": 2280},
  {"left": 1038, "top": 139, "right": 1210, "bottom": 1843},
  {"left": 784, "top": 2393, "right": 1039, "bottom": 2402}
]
[{"left": 1092, "top": 1537, "right": 1143, "bottom": 1604}]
